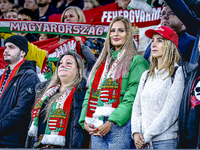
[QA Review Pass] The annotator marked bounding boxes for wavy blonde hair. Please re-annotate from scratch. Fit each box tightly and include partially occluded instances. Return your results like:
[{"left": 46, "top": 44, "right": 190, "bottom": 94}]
[
  {"left": 60, "top": 6, "right": 86, "bottom": 22},
  {"left": 149, "top": 39, "right": 180, "bottom": 79},
  {"left": 43, "top": 51, "right": 85, "bottom": 121},
  {"left": 87, "top": 16, "right": 137, "bottom": 85}
]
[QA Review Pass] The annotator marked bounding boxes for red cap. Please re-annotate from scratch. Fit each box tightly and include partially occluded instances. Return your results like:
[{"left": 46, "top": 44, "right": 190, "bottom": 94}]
[{"left": 145, "top": 26, "right": 178, "bottom": 48}]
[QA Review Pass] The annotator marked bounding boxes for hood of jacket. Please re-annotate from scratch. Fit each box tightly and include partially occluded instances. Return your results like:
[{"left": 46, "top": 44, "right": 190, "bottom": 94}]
[{"left": 17, "top": 60, "right": 37, "bottom": 74}]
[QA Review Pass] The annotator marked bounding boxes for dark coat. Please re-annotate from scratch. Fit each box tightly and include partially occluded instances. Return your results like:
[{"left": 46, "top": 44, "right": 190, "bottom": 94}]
[
  {"left": 81, "top": 38, "right": 104, "bottom": 77},
  {"left": 183, "top": 0, "right": 200, "bottom": 28},
  {"left": 57, "top": 0, "right": 84, "bottom": 14},
  {"left": 81, "top": 44, "right": 97, "bottom": 77},
  {"left": 0, "top": 60, "right": 40, "bottom": 148},
  {"left": 180, "top": 61, "right": 200, "bottom": 148},
  {"left": 34, "top": 5, "right": 57, "bottom": 21},
  {"left": 26, "top": 78, "right": 89, "bottom": 148},
  {"left": 25, "top": 33, "right": 37, "bottom": 42}
]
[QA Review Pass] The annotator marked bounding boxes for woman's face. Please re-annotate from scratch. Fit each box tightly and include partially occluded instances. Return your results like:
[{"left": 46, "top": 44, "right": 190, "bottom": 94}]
[
  {"left": 63, "top": 9, "right": 79, "bottom": 22},
  {"left": 110, "top": 21, "right": 127, "bottom": 50},
  {"left": 38, "top": 34, "right": 48, "bottom": 41},
  {"left": 83, "top": 0, "right": 93, "bottom": 10},
  {"left": 151, "top": 34, "right": 164, "bottom": 59},
  {"left": 58, "top": 55, "right": 78, "bottom": 82}
]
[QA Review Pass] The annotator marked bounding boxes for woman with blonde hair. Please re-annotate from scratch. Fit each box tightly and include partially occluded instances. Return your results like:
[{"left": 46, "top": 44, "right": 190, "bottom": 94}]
[
  {"left": 131, "top": 26, "right": 184, "bottom": 149},
  {"left": 60, "top": 6, "right": 86, "bottom": 23},
  {"left": 79, "top": 16, "right": 149, "bottom": 149},
  {"left": 60, "top": 6, "right": 101, "bottom": 77},
  {"left": 26, "top": 51, "right": 89, "bottom": 148}
]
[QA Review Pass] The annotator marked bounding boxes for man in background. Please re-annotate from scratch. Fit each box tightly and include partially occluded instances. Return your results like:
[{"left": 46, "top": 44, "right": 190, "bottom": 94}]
[
  {"left": 34, "top": 0, "right": 57, "bottom": 21},
  {"left": 144, "top": 4, "right": 195, "bottom": 62},
  {"left": 18, "top": 8, "right": 37, "bottom": 42},
  {"left": 23, "top": 0, "right": 38, "bottom": 14}
]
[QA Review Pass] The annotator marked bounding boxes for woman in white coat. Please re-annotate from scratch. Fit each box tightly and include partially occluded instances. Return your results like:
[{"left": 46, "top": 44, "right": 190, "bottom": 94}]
[{"left": 131, "top": 26, "right": 184, "bottom": 149}]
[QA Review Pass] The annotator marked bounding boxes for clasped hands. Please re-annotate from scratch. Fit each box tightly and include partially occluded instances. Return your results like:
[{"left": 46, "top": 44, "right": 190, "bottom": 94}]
[
  {"left": 133, "top": 133, "right": 147, "bottom": 149},
  {"left": 84, "top": 121, "right": 111, "bottom": 137}
]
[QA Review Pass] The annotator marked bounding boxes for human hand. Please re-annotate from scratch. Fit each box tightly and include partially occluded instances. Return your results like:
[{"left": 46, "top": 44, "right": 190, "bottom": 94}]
[
  {"left": 94, "top": 121, "right": 111, "bottom": 137},
  {"left": 84, "top": 121, "right": 99, "bottom": 135},
  {"left": 133, "top": 133, "right": 146, "bottom": 149},
  {"left": 75, "top": 37, "right": 83, "bottom": 46},
  {"left": 40, "top": 144, "right": 53, "bottom": 150},
  {"left": 116, "top": 0, "right": 130, "bottom": 9}
]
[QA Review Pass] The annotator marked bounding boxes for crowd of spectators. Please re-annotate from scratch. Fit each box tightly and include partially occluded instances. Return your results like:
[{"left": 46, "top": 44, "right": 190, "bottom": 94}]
[
  {"left": 1, "top": 0, "right": 200, "bottom": 149},
  {"left": 0, "top": 0, "right": 114, "bottom": 20}
]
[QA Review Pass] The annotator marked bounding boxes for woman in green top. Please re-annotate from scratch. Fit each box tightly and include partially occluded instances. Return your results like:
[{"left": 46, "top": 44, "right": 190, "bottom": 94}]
[{"left": 79, "top": 16, "right": 149, "bottom": 149}]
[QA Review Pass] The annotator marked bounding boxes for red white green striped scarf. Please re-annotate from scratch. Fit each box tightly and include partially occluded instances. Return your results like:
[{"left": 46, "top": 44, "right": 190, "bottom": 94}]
[
  {"left": 85, "top": 49, "right": 124, "bottom": 128},
  {"left": 0, "top": 59, "right": 25, "bottom": 98},
  {"left": 28, "top": 85, "right": 76, "bottom": 146}
]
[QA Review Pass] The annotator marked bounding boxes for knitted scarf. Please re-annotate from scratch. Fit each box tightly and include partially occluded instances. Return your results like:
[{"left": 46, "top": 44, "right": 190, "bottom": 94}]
[
  {"left": 85, "top": 49, "right": 124, "bottom": 128},
  {"left": 0, "top": 59, "right": 25, "bottom": 98},
  {"left": 28, "top": 85, "right": 76, "bottom": 146}
]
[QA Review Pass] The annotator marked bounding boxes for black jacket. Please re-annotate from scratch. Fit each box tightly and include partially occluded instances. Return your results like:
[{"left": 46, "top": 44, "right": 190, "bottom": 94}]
[
  {"left": 57, "top": 0, "right": 84, "bottom": 14},
  {"left": 25, "top": 33, "right": 37, "bottom": 42},
  {"left": 26, "top": 78, "right": 89, "bottom": 148},
  {"left": 34, "top": 5, "right": 57, "bottom": 21},
  {"left": 0, "top": 60, "right": 40, "bottom": 148},
  {"left": 179, "top": 61, "right": 200, "bottom": 148}
]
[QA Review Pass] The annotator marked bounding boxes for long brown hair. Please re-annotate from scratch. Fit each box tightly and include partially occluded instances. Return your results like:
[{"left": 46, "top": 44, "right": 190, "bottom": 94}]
[
  {"left": 40, "top": 51, "right": 85, "bottom": 121},
  {"left": 87, "top": 16, "right": 137, "bottom": 85}
]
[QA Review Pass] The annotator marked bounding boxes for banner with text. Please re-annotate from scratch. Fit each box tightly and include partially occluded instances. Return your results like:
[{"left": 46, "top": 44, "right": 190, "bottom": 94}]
[{"left": 0, "top": 6, "right": 161, "bottom": 52}]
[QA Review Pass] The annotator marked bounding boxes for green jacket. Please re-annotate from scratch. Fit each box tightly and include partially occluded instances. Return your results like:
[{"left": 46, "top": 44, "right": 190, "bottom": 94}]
[{"left": 79, "top": 51, "right": 149, "bottom": 128}]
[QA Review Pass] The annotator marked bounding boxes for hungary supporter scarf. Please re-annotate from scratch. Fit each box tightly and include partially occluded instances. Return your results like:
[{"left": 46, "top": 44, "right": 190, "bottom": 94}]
[
  {"left": 0, "top": 59, "right": 25, "bottom": 98},
  {"left": 28, "top": 85, "right": 76, "bottom": 146},
  {"left": 85, "top": 49, "right": 124, "bottom": 128}
]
